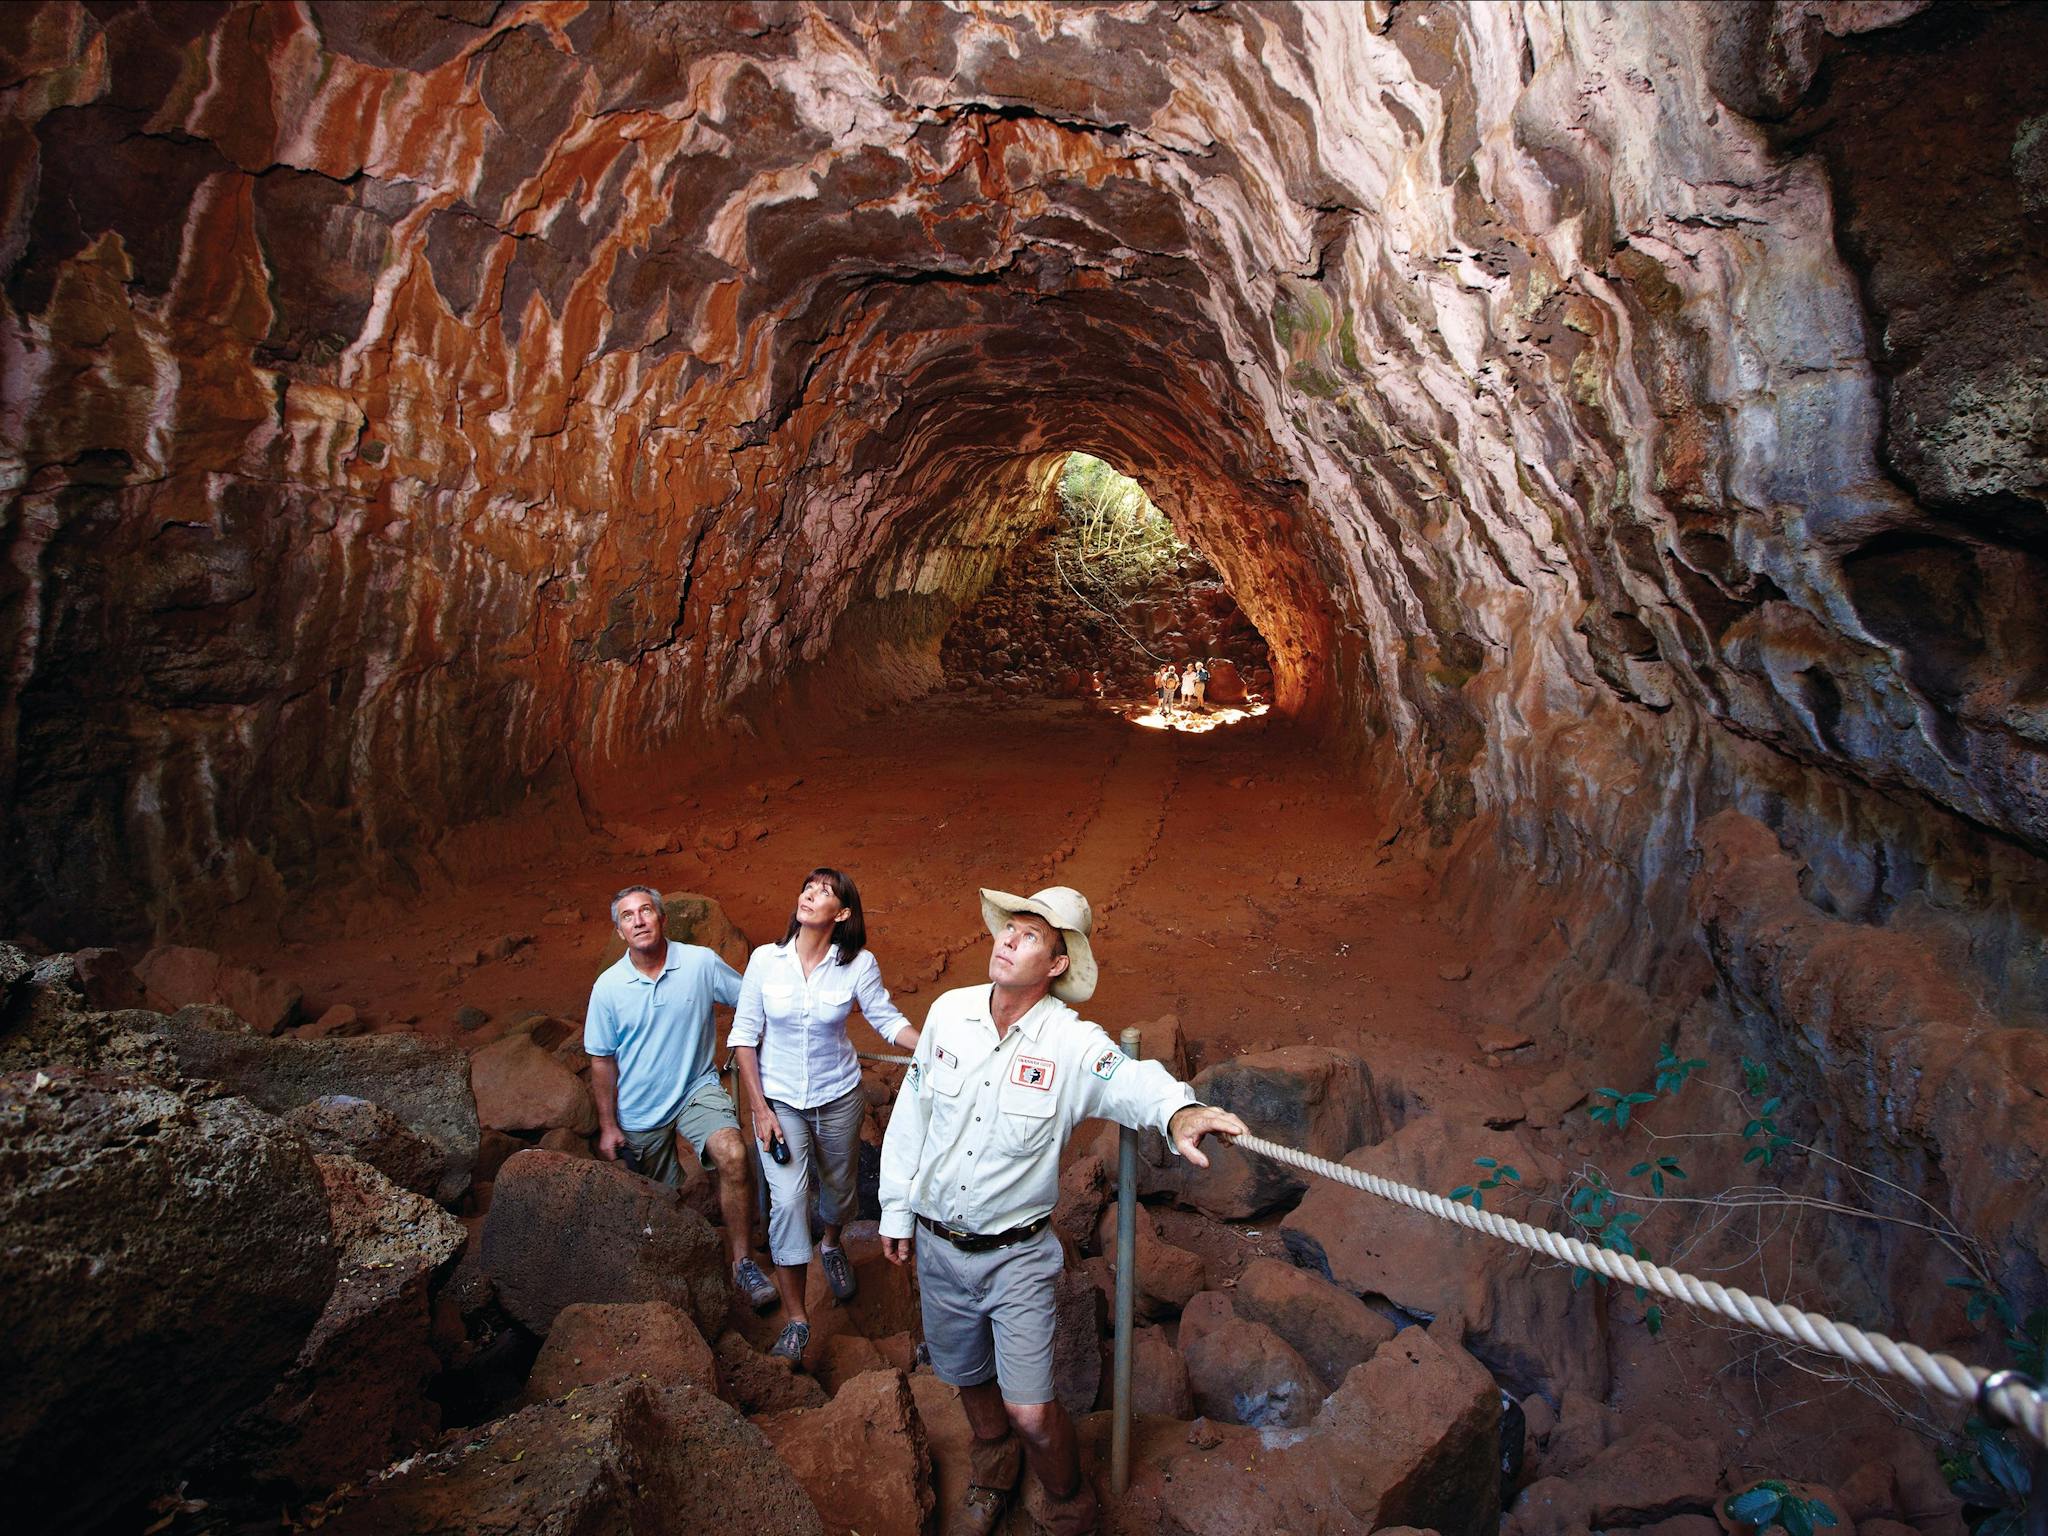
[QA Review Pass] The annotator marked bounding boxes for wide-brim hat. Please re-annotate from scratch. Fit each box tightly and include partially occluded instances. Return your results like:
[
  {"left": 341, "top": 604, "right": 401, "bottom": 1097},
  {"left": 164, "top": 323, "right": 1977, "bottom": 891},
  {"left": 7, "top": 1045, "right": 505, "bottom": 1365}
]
[{"left": 979, "top": 885, "right": 1098, "bottom": 1004}]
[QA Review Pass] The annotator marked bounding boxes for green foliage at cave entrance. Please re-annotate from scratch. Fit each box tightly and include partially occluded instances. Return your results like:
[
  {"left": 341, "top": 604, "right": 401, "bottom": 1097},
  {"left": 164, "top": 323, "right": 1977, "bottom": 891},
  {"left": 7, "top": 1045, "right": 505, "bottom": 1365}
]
[{"left": 1055, "top": 452, "right": 1183, "bottom": 582}]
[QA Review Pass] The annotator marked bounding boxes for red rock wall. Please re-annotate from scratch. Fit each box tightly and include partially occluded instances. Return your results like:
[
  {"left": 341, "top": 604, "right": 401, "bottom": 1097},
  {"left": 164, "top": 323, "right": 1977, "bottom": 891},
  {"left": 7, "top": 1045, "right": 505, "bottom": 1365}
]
[{"left": 0, "top": 0, "right": 2043, "bottom": 1006}]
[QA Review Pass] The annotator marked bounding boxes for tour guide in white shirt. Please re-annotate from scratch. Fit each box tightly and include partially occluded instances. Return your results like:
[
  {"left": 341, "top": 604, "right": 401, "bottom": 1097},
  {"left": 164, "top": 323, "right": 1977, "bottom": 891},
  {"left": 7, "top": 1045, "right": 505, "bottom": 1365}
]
[
  {"left": 878, "top": 885, "right": 1245, "bottom": 1536},
  {"left": 585, "top": 884, "right": 778, "bottom": 1311}
]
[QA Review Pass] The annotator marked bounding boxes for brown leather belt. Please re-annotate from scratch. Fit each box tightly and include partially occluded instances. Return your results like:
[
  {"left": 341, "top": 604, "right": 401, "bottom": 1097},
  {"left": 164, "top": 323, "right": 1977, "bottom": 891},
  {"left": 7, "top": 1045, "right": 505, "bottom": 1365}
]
[{"left": 917, "top": 1213, "right": 1050, "bottom": 1254}]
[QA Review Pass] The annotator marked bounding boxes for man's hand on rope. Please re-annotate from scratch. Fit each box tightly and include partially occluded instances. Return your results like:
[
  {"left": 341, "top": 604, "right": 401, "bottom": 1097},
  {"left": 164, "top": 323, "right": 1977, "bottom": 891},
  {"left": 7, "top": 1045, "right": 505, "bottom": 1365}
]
[{"left": 1168, "top": 1104, "right": 1247, "bottom": 1168}]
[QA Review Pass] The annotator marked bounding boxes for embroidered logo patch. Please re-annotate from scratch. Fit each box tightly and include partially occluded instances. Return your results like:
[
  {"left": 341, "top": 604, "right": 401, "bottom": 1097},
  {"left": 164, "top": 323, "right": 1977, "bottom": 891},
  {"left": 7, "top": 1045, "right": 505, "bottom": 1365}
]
[
  {"left": 907, "top": 1061, "right": 923, "bottom": 1093},
  {"left": 1090, "top": 1048, "right": 1124, "bottom": 1081},
  {"left": 1011, "top": 1055, "right": 1055, "bottom": 1090},
  {"left": 934, "top": 1046, "right": 958, "bottom": 1070}
]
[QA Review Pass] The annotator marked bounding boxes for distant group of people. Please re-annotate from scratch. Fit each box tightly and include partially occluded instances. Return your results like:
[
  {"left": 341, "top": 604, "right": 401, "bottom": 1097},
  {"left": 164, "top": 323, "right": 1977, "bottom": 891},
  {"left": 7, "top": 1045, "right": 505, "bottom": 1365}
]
[
  {"left": 584, "top": 868, "right": 1242, "bottom": 1536},
  {"left": 1152, "top": 657, "right": 1211, "bottom": 716}
]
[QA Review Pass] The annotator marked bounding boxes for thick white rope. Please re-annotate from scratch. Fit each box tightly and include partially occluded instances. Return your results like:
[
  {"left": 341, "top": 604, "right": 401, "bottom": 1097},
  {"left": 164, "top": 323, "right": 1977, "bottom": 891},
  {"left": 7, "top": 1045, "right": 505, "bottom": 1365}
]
[{"left": 1233, "top": 1132, "right": 2048, "bottom": 1451}]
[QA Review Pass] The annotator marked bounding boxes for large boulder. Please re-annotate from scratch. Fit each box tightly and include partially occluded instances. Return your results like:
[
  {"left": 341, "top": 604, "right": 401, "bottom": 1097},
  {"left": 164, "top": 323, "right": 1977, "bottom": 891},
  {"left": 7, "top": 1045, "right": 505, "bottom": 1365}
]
[
  {"left": 482, "top": 1149, "right": 727, "bottom": 1336},
  {"left": 524, "top": 1300, "right": 718, "bottom": 1402},
  {"left": 282, "top": 1093, "right": 448, "bottom": 1197},
  {"left": 1154, "top": 1046, "right": 1381, "bottom": 1219},
  {"left": 148, "top": 1021, "right": 479, "bottom": 1203},
  {"left": 0, "top": 941, "right": 35, "bottom": 1002},
  {"left": 1281, "top": 1114, "right": 1610, "bottom": 1399},
  {"left": 715, "top": 1329, "right": 828, "bottom": 1414},
  {"left": 0, "top": 946, "right": 180, "bottom": 1078},
  {"left": 216, "top": 1153, "right": 466, "bottom": 1495},
  {"left": 758, "top": 1369, "right": 934, "bottom": 1536},
  {"left": 136, "top": 944, "right": 302, "bottom": 1033},
  {"left": 1231, "top": 1257, "right": 1396, "bottom": 1390},
  {"left": 1506, "top": 1422, "right": 1723, "bottom": 1536},
  {"left": 1309, "top": 1326, "right": 1504, "bottom": 1536},
  {"left": 1097, "top": 1201, "right": 1206, "bottom": 1317},
  {"left": 1205, "top": 657, "right": 1249, "bottom": 705},
  {"left": 320, "top": 1378, "right": 822, "bottom": 1536},
  {"left": 603, "top": 891, "right": 752, "bottom": 972},
  {"left": 1182, "top": 1314, "right": 1324, "bottom": 1428},
  {"left": 810, "top": 1219, "right": 921, "bottom": 1339},
  {"left": 1132, "top": 1324, "right": 1500, "bottom": 1536},
  {"left": 1131, "top": 1325, "right": 1195, "bottom": 1418},
  {"left": 70, "top": 946, "right": 148, "bottom": 1010},
  {"left": 1053, "top": 1148, "right": 1112, "bottom": 1251},
  {"left": 0, "top": 1071, "right": 336, "bottom": 1531},
  {"left": 468, "top": 1031, "right": 598, "bottom": 1135},
  {"left": 1052, "top": 1263, "right": 1106, "bottom": 1417}
]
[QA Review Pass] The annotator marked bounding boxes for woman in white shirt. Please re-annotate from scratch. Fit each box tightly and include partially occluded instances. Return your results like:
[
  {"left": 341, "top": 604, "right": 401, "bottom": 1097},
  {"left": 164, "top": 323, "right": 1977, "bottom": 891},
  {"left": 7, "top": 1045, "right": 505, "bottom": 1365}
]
[{"left": 730, "top": 866, "right": 918, "bottom": 1366}]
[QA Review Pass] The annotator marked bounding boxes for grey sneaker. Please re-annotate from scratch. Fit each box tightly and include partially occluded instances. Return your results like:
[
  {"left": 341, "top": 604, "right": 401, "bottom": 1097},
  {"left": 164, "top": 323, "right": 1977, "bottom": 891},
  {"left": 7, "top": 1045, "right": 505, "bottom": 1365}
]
[
  {"left": 732, "top": 1256, "right": 777, "bottom": 1310},
  {"left": 819, "top": 1244, "right": 857, "bottom": 1301},
  {"left": 768, "top": 1319, "right": 810, "bottom": 1365}
]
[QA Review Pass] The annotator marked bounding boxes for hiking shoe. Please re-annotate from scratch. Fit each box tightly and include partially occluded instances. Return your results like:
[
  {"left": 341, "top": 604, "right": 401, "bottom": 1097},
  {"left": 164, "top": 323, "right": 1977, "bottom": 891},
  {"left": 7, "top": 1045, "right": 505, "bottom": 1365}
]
[
  {"left": 819, "top": 1244, "right": 857, "bottom": 1301},
  {"left": 1023, "top": 1475, "right": 1100, "bottom": 1536},
  {"left": 945, "top": 1432, "right": 1022, "bottom": 1536},
  {"left": 944, "top": 1483, "right": 1010, "bottom": 1536},
  {"left": 733, "top": 1256, "right": 777, "bottom": 1310},
  {"left": 768, "top": 1319, "right": 810, "bottom": 1366}
]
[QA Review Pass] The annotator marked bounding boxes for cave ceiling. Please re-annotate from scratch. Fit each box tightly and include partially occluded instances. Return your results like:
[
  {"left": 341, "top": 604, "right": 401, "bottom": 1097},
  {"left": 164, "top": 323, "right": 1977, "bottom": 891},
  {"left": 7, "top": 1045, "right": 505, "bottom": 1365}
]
[{"left": 0, "top": 0, "right": 2044, "bottom": 946}]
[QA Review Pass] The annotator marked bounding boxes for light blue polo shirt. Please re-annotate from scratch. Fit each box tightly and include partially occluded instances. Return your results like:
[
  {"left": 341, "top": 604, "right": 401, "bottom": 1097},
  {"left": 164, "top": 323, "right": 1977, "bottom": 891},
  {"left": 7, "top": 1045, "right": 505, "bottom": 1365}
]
[{"left": 584, "top": 942, "right": 743, "bottom": 1132}]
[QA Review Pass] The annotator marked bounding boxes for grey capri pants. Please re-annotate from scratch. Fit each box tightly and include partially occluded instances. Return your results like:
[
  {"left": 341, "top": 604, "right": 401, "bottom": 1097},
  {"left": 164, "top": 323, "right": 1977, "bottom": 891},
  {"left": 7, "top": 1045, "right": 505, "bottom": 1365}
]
[{"left": 758, "top": 1084, "right": 867, "bottom": 1267}]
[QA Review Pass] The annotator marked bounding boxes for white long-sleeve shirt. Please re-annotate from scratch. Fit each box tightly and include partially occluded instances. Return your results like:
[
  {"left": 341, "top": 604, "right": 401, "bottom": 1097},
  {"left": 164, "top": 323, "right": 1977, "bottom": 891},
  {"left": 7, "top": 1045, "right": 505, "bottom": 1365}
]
[
  {"left": 726, "top": 941, "right": 911, "bottom": 1109},
  {"left": 878, "top": 984, "right": 1196, "bottom": 1238}
]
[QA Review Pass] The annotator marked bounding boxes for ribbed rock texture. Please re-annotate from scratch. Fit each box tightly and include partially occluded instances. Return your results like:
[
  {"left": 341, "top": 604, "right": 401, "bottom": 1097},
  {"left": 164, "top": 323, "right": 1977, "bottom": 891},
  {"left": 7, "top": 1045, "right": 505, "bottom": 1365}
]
[
  {"left": 2, "top": 0, "right": 2045, "bottom": 1298},
  {"left": 2, "top": 0, "right": 2040, "bottom": 947}
]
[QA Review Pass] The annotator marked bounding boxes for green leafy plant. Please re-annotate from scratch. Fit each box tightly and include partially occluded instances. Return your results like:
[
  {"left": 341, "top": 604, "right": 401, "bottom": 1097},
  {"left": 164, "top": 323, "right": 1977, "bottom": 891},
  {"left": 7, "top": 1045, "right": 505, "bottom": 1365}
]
[
  {"left": 1449, "top": 1155, "right": 1521, "bottom": 1211},
  {"left": 1742, "top": 1095, "right": 1792, "bottom": 1167},
  {"left": 1587, "top": 1087, "right": 1656, "bottom": 1129},
  {"left": 1725, "top": 1481, "right": 1838, "bottom": 1536},
  {"left": 1943, "top": 1417, "right": 2032, "bottom": 1536},
  {"left": 1939, "top": 1281, "right": 2044, "bottom": 1535},
  {"left": 1560, "top": 1040, "right": 1804, "bottom": 1336},
  {"left": 1629, "top": 1154, "right": 1687, "bottom": 1196},
  {"left": 1946, "top": 1278, "right": 2048, "bottom": 1378},
  {"left": 1655, "top": 1042, "right": 1708, "bottom": 1094}
]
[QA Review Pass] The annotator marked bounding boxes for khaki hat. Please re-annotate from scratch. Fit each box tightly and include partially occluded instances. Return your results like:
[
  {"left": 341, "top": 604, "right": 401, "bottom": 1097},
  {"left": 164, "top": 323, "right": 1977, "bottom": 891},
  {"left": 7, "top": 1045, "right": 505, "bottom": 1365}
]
[{"left": 979, "top": 885, "right": 1098, "bottom": 1004}]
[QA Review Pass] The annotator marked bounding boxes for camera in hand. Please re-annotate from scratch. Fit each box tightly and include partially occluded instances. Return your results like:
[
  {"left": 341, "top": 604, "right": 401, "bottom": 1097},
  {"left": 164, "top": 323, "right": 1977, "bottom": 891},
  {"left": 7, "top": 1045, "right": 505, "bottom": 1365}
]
[{"left": 768, "top": 1132, "right": 790, "bottom": 1165}]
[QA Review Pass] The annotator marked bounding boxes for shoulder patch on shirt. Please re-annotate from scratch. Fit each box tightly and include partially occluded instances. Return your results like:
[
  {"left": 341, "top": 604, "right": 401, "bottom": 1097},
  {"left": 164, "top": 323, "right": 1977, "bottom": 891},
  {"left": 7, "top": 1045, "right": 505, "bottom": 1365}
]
[
  {"left": 1012, "top": 1054, "right": 1056, "bottom": 1090},
  {"left": 907, "top": 1060, "right": 922, "bottom": 1093},
  {"left": 1090, "top": 1048, "right": 1124, "bottom": 1081},
  {"left": 934, "top": 1045, "right": 959, "bottom": 1070}
]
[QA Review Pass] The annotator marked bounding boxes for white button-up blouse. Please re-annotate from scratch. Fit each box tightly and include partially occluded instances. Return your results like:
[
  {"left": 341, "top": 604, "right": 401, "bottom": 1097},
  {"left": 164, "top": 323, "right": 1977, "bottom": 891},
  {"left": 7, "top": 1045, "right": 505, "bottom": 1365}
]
[{"left": 727, "top": 940, "right": 912, "bottom": 1109}]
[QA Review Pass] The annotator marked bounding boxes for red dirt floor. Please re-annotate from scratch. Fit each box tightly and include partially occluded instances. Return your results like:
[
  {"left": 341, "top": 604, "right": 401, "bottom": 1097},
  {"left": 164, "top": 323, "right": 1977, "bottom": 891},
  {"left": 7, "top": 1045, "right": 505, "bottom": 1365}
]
[
  {"left": 207, "top": 694, "right": 1942, "bottom": 1520},
  {"left": 238, "top": 695, "right": 1494, "bottom": 1107}
]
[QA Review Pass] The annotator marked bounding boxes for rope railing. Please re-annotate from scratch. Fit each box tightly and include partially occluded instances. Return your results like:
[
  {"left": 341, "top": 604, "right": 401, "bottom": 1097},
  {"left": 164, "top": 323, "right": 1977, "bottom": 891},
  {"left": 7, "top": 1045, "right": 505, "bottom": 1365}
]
[{"left": 1231, "top": 1131, "right": 2048, "bottom": 1452}]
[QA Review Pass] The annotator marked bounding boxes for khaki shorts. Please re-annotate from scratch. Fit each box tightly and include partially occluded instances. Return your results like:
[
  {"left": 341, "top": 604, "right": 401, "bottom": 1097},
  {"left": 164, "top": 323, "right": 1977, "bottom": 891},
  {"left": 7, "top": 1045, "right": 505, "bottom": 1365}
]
[
  {"left": 914, "top": 1223, "right": 1062, "bottom": 1405},
  {"left": 624, "top": 1077, "right": 741, "bottom": 1188},
  {"left": 758, "top": 1085, "right": 866, "bottom": 1268}
]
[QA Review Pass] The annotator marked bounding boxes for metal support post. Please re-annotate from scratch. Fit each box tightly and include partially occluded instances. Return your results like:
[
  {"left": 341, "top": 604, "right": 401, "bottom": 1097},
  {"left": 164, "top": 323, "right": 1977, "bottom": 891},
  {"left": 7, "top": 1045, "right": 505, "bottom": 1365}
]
[{"left": 1111, "top": 1026, "right": 1141, "bottom": 1497}]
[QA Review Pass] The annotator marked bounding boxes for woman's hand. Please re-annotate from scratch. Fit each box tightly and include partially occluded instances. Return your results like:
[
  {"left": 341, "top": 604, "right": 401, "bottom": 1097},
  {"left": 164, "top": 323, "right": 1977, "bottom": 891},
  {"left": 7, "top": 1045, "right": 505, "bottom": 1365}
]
[{"left": 752, "top": 1103, "right": 784, "bottom": 1152}]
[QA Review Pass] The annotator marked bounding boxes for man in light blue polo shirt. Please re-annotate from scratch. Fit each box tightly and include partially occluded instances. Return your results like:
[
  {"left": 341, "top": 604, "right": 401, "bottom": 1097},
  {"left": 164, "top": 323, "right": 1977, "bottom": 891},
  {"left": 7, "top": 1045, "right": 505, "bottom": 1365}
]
[{"left": 586, "top": 884, "right": 777, "bottom": 1309}]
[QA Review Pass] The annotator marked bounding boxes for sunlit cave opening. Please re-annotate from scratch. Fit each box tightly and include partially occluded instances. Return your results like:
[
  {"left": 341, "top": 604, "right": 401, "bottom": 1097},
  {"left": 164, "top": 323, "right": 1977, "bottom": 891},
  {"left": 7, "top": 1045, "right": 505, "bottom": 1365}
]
[{"left": 938, "top": 453, "right": 1276, "bottom": 733}]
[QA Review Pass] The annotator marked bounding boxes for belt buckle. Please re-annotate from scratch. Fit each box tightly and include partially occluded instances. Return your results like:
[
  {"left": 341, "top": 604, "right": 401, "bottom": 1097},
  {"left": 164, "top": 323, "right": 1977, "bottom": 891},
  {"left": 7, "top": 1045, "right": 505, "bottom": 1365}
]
[{"left": 924, "top": 1215, "right": 973, "bottom": 1246}]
